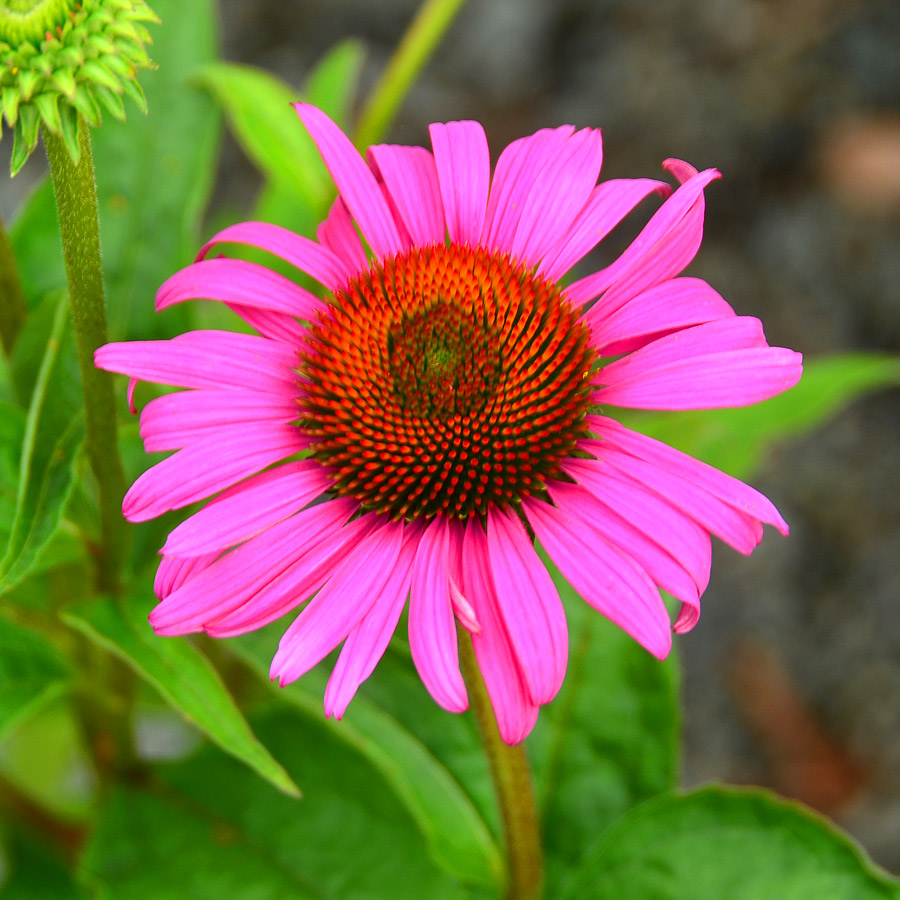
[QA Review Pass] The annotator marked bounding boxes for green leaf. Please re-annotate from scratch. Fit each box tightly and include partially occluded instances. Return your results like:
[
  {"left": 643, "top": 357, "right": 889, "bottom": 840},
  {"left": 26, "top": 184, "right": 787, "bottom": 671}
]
[
  {"left": 232, "top": 631, "right": 503, "bottom": 890},
  {"left": 557, "top": 786, "right": 900, "bottom": 899},
  {"left": 61, "top": 594, "right": 300, "bottom": 798},
  {"left": 304, "top": 40, "right": 366, "bottom": 130},
  {"left": 0, "top": 616, "right": 70, "bottom": 744},
  {"left": 0, "top": 295, "right": 85, "bottom": 594},
  {"left": 0, "top": 829, "right": 88, "bottom": 899},
  {"left": 195, "top": 61, "right": 332, "bottom": 216},
  {"left": 623, "top": 353, "right": 900, "bottom": 479},
  {"left": 91, "top": 0, "right": 221, "bottom": 341},
  {"left": 82, "top": 709, "right": 472, "bottom": 900},
  {"left": 529, "top": 558, "right": 680, "bottom": 890}
]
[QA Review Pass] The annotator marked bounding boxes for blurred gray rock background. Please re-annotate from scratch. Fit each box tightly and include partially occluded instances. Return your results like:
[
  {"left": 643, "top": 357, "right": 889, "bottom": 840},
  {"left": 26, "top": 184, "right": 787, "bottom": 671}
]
[{"left": 4, "top": 0, "right": 899, "bottom": 871}]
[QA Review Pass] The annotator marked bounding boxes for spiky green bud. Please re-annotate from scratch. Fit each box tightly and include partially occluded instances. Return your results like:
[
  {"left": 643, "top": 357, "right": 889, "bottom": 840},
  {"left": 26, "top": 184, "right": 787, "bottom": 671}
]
[{"left": 1, "top": 0, "right": 159, "bottom": 175}]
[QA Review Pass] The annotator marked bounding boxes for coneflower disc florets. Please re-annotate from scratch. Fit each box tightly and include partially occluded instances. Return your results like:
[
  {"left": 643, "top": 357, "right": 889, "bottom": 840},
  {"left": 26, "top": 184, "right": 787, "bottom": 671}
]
[{"left": 302, "top": 243, "right": 596, "bottom": 520}]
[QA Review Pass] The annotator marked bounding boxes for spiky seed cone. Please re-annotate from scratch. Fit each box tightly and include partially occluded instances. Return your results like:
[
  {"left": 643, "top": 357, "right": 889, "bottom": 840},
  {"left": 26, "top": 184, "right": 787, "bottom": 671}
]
[{"left": 1, "top": 0, "right": 159, "bottom": 175}]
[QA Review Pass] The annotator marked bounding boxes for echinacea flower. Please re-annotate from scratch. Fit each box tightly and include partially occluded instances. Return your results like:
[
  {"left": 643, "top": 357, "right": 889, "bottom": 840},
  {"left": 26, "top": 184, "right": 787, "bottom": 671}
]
[{"left": 95, "top": 105, "right": 802, "bottom": 744}]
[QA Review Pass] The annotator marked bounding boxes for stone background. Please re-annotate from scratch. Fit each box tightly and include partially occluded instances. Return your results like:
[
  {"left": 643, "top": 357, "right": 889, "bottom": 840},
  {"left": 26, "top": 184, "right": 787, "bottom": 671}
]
[{"left": 4, "top": 0, "right": 900, "bottom": 872}]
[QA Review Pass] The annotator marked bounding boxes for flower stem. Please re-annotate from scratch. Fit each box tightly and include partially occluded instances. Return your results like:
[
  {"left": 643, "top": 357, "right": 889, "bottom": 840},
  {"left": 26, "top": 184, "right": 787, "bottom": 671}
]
[
  {"left": 43, "top": 116, "right": 128, "bottom": 594},
  {"left": 459, "top": 629, "right": 544, "bottom": 900},
  {"left": 0, "top": 210, "right": 28, "bottom": 356},
  {"left": 354, "top": 0, "right": 469, "bottom": 148}
]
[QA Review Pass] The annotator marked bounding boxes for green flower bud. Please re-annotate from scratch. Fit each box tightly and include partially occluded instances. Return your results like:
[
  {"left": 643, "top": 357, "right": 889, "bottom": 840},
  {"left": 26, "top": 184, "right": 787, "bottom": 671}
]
[{"left": 1, "top": 0, "right": 159, "bottom": 175}]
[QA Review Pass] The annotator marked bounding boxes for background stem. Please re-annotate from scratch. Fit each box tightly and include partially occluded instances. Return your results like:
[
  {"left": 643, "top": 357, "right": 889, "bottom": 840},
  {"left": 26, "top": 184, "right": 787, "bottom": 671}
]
[
  {"left": 459, "top": 629, "right": 544, "bottom": 900},
  {"left": 43, "top": 117, "right": 128, "bottom": 595},
  {"left": 0, "top": 211, "right": 28, "bottom": 356},
  {"left": 354, "top": 0, "right": 469, "bottom": 148}
]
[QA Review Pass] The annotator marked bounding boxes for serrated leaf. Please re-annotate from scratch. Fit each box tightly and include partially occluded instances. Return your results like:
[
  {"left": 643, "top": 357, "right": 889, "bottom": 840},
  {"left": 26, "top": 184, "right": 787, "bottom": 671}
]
[
  {"left": 0, "top": 295, "right": 85, "bottom": 594},
  {"left": 82, "top": 709, "right": 470, "bottom": 900},
  {"left": 232, "top": 631, "right": 503, "bottom": 889},
  {"left": 557, "top": 786, "right": 900, "bottom": 899},
  {"left": 91, "top": 0, "right": 220, "bottom": 341},
  {"left": 62, "top": 594, "right": 300, "bottom": 798},
  {"left": 529, "top": 557, "right": 680, "bottom": 891},
  {"left": 304, "top": 40, "right": 366, "bottom": 130},
  {"left": 0, "top": 616, "right": 71, "bottom": 744},
  {"left": 195, "top": 61, "right": 332, "bottom": 215},
  {"left": 623, "top": 353, "right": 900, "bottom": 479}
]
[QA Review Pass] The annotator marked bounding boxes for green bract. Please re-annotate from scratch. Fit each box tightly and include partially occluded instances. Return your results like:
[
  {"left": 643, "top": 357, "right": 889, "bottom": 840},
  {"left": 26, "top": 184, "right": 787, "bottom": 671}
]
[{"left": 1, "top": 0, "right": 159, "bottom": 174}]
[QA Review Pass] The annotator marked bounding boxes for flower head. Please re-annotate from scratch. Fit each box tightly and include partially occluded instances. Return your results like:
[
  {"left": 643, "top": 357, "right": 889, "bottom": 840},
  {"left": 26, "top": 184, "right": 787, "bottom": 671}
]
[
  {"left": 1, "top": 0, "right": 159, "bottom": 174},
  {"left": 95, "top": 105, "right": 802, "bottom": 743}
]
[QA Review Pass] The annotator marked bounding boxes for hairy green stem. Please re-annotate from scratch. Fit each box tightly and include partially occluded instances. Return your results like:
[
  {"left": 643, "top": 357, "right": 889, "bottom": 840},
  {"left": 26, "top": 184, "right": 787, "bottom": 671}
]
[
  {"left": 0, "top": 210, "right": 28, "bottom": 356},
  {"left": 354, "top": 0, "right": 469, "bottom": 148},
  {"left": 43, "top": 116, "right": 128, "bottom": 594},
  {"left": 459, "top": 629, "right": 543, "bottom": 900}
]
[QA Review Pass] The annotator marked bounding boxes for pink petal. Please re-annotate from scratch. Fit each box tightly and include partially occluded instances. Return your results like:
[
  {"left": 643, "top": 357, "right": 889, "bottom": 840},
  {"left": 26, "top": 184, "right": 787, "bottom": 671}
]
[
  {"left": 162, "top": 460, "right": 330, "bottom": 556},
  {"left": 590, "top": 277, "right": 736, "bottom": 356},
  {"left": 205, "top": 509, "right": 371, "bottom": 638},
  {"left": 538, "top": 177, "right": 671, "bottom": 283},
  {"left": 150, "top": 497, "right": 358, "bottom": 635},
  {"left": 523, "top": 495, "right": 672, "bottom": 659},
  {"left": 460, "top": 520, "right": 539, "bottom": 744},
  {"left": 95, "top": 331, "right": 300, "bottom": 395},
  {"left": 563, "top": 457, "right": 712, "bottom": 593},
  {"left": 508, "top": 127, "right": 604, "bottom": 267},
  {"left": 367, "top": 144, "right": 445, "bottom": 246},
  {"left": 140, "top": 389, "right": 299, "bottom": 452},
  {"left": 588, "top": 415, "right": 789, "bottom": 534},
  {"left": 486, "top": 508, "right": 568, "bottom": 705},
  {"left": 317, "top": 195, "right": 369, "bottom": 282},
  {"left": 123, "top": 423, "right": 307, "bottom": 522},
  {"left": 429, "top": 120, "right": 490, "bottom": 246},
  {"left": 156, "top": 258, "right": 325, "bottom": 322},
  {"left": 568, "top": 165, "right": 720, "bottom": 310},
  {"left": 408, "top": 517, "right": 468, "bottom": 713},
  {"left": 581, "top": 440, "right": 764, "bottom": 554},
  {"left": 154, "top": 552, "right": 218, "bottom": 600},
  {"left": 294, "top": 103, "right": 403, "bottom": 260},
  {"left": 546, "top": 478, "right": 700, "bottom": 609},
  {"left": 271, "top": 518, "right": 405, "bottom": 685},
  {"left": 197, "top": 221, "right": 346, "bottom": 292},
  {"left": 224, "top": 304, "right": 306, "bottom": 344},
  {"left": 323, "top": 524, "right": 422, "bottom": 719},
  {"left": 481, "top": 126, "right": 575, "bottom": 252},
  {"left": 595, "top": 318, "right": 803, "bottom": 409}
]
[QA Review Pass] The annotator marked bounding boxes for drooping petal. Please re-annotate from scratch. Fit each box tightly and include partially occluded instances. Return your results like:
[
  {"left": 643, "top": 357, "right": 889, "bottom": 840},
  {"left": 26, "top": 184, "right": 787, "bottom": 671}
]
[
  {"left": 205, "top": 511, "right": 372, "bottom": 638},
  {"left": 155, "top": 258, "right": 325, "bottom": 322},
  {"left": 486, "top": 508, "right": 568, "bottom": 705},
  {"left": 481, "top": 126, "right": 575, "bottom": 252},
  {"left": 324, "top": 524, "right": 422, "bottom": 718},
  {"left": 538, "top": 177, "right": 671, "bottom": 283},
  {"left": 197, "top": 221, "right": 347, "bottom": 292},
  {"left": 588, "top": 415, "right": 789, "bottom": 534},
  {"left": 590, "top": 277, "right": 736, "bottom": 356},
  {"left": 461, "top": 520, "right": 539, "bottom": 744},
  {"left": 523, "top": 495, "right": 672, "bottom": 659},
  {"left": 507, "top": 127, "right": 604, "bottom": 266},
  {"left": 123, "top": 424, "right": 307, "bottom": 522},
  {"left": 271, "top": 518, "right": 405, "bottom": 685},
  {"left": 140, "top": 389, "right": 299, "bottom": 452},
  {"left": 95, "top": 331, "right": 300, "bottom": 395},
  {"left": 317, "top": 195, "right": 368, "bottom": 281},
  {"left": 595, "top": 319, "right": 803, "bottom": 410},
  {"left": 161, "top": 460, "right": 331, "bottom": 556},
  {"left": 569, "top": 164, "right": 720, "bottom": 311},
  {"left": 367, "top": 144, "right": 445, "bottom": 246},
  {"left": 224, "top": 304, "right": 306, "bottom": 345},
  {"left": 580, "top": 439, "right": 765, "bottom": 554},
  {"left": 429, "top": 120, "right": 490, "bottom": 246},
  {"left": 154, "top": 551, "right": 218, "bottom": 600},
  {"left": 408, "top": 517, "right": 468, "bottom": 713},
  {"left": 149, "top": 497, "right": 358, "bottom": 635},
  {"left": 294, "top": 103, "right": 403, "bottom": 260},
  {"left": 563, "top": 457, "right": 712, "bottom": 593}
]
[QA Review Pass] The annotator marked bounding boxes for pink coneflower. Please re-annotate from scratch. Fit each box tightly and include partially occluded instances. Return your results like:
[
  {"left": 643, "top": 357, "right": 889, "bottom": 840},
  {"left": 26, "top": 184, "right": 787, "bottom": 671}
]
[{"left": 95, "top": 105, "right": 802, "bottom": 743}]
